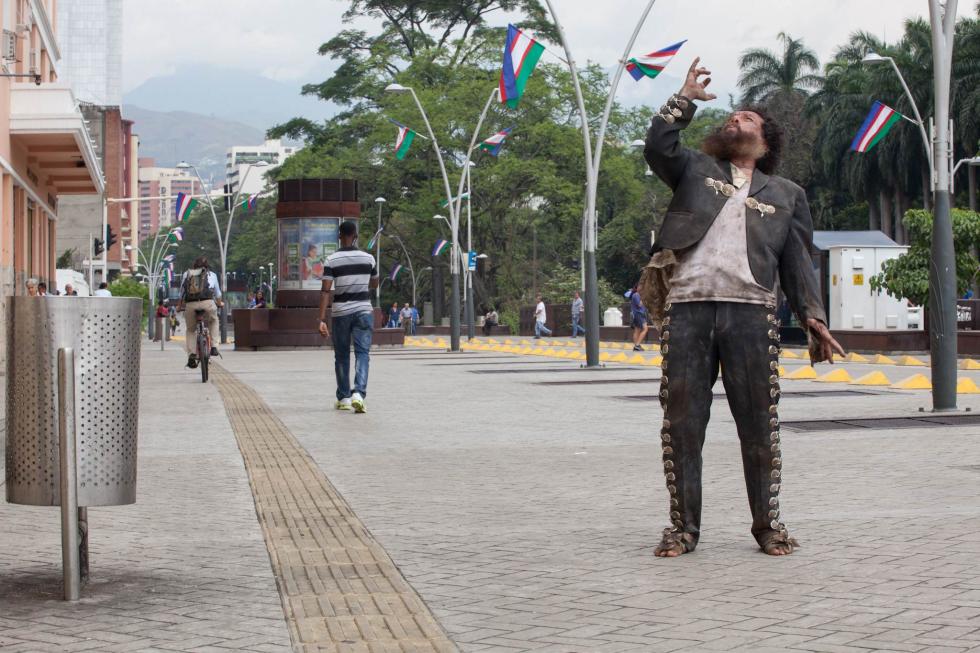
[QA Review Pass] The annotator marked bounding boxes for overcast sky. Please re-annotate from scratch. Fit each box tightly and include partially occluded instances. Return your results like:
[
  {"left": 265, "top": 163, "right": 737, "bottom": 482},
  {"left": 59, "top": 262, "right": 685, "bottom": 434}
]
[{"left": 123, "top": 0, "right": 974, "bottom": 106}]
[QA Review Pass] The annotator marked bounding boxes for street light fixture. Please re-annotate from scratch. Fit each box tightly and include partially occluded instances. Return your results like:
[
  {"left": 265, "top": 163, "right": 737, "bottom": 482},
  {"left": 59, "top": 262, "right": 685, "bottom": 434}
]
[
  {"left": 374, "top": 197, "right": 386, "bottom": 308},
  {"left": 174, "top": 159, "right": 269, "bottom": 343},
  {"left": 386, "top": 82, "right": 462, "bottom": 350}
]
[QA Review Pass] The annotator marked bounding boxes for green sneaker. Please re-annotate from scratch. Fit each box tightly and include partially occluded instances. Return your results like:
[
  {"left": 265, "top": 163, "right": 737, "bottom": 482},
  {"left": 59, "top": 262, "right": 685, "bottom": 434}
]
[
  {"left": 351, "top": 393, "right": 366, "bottom": 414},
  {"left": 335, "top": 398, "right": 352, "bottom": 411}
]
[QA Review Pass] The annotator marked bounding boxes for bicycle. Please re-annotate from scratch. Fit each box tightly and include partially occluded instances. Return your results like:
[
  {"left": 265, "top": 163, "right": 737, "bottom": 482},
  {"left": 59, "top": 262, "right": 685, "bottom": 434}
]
[{"left": 194, "top": 308, "right": 211, "bottom": 383}]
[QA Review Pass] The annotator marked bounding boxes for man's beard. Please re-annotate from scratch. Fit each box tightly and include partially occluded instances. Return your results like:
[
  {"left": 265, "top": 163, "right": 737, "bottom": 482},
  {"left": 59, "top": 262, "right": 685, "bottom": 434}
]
[{"left": 702, "top": 127, "right": 768, "bottom": 164}]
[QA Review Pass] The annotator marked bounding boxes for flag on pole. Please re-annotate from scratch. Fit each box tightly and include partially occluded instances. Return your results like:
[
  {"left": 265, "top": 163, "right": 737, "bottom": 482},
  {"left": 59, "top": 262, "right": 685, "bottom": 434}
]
[
  {"left": 388, "top": 263, "right": 404, "bottom": 281},
  {"left": 499, "top": 24, "right": 546, "bottom": 109},
  {"left": 478, "top": 127, "right": 513, "bottom": 156},
  {"left": 626, "top": 40, "right": 687, "bottom": 82},
  {"left": 432, "top": 239, "right": 449, "bottom": 256},
  {"left": 367, "top": 227, "right": 383, "bottom": 250},
  {"left": 169, "top": 227, "right": 184, "bottom": 243},
  {"left": 390, "top": 119, "right": 417, "bottom": 160},
  {"left": 439, "top": 192, "right": 470, "bottom": 208},
  {"left": 240, "top": 193, "right": 258, "bottom": 213},
  {"left": 163, "top": 254, "right": 176, "bottom": 262},
  {"left": 174, "top": 192, "right": 197, "bottom": 222},
  {"left": 850, "top": 101, "right": 903, "bottom": 153}
]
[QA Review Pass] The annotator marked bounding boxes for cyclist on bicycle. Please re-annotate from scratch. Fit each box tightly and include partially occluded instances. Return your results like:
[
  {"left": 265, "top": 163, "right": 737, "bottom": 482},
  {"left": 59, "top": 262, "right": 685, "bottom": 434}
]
[{"left": 177, "top": 256, "right": 223, "bottom": 368}]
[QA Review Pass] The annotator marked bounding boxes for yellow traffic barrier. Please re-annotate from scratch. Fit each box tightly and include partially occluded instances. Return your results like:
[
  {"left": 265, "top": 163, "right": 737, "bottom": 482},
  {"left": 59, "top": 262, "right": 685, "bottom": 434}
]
[
  {"left": 850, "top": 371, "right": 892, "bottom": 386},
  {"left": 892, "top": 373, "right": 932, "bottom": 390},
  {"left": 784, "top": 366, "right": 817, "bottom": 380},
  {"left": 846, "top": 352, "right": 869, "bottom": 363},
  {"left": 628, "top": 353, "right": 646, "bottom": 364},
  {"left": 871, "top": 354, "right": 896, "bottom": 365},
  {"left": 957, "top": 377, "right": 980, "bottom": 394},
  {"left": 815, "top": 368, "right": 853, "bottom": 383},
  {"left": 611, "top": 352, "right": 629, "bottom": 362},
  {"left": 960, "top": 359, "right": 980, "bottom": 370},
  {"left": 897, "top": 355, "right": 927, "bottom": 367}
]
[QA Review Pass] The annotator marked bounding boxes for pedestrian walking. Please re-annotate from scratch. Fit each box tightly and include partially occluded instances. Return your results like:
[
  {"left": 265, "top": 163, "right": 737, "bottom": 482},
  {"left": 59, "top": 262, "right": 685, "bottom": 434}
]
[
  {"left": 629, "top": 285, "right": 649, "bottom": 351},
  {"left": 411, "top": 304, "right": 419, "bottom": 335},
  {"left": 154, "top": 299, "right": 169, "bottom": 341},
  {"left": 387, "top": 302, "right": 400, "bottom": 328},
  {"left": 570, "top": 291, "right": 586, "bottom": 337},
  {"left": 318, "top": 221, "right": 379, "bottom": 414},
  {"left": 642, "top": 58, "right": 843, "bottom": 558},
  {"left": 93, "top": 282, "right": 112, "bottom": 297},
  {"left": 533, "top": 295, "right": 552, "bottom": 338}
]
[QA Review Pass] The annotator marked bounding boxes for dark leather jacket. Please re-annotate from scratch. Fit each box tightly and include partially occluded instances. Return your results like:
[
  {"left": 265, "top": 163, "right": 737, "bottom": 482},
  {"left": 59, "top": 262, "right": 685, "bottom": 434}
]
[{"left": 643, "top": 94, "right": 827, "bottom": 328}]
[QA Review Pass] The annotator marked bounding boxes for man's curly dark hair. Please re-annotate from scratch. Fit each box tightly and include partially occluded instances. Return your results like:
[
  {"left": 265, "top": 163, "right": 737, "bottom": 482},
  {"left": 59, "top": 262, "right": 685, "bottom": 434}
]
[{"left": 738, "top": 105, "right": 783, "bottom": 175}]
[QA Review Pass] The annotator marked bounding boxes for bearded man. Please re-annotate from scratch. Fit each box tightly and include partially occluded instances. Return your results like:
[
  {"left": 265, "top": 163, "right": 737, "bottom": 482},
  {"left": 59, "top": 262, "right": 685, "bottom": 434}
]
[{"left": 641, "top": 58, "right": 844, "bottom": 557}]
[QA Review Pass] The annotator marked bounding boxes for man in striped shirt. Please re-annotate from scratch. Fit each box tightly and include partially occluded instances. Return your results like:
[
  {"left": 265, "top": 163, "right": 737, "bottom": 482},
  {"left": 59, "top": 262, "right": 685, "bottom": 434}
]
[{"left": 318, "top": 221, "right": 380, "bottom": 413}]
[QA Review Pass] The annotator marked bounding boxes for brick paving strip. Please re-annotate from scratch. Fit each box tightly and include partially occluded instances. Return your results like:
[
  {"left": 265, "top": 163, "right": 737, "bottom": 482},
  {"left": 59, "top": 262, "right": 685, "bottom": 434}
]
[{"left": 210, "top": 364, "right": 458, "bottom": 653}]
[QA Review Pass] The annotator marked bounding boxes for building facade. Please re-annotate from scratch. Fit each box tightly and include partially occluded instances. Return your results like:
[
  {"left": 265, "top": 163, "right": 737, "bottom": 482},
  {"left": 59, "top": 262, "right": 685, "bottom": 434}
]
[
  {"left": 0, "top": 0, "right": 105, "bottom": 357},
  {"left": 225, "top": 138, "right": 297, "bottom": 196},
  {"left": 138, "top": 158, "right": 201, "bottom": 240}
]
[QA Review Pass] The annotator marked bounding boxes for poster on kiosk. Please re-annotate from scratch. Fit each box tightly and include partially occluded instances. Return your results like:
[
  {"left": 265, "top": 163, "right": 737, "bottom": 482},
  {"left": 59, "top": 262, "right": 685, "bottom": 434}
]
[{"left": 278, "top": 218, "right": 340, "bottom": 290}]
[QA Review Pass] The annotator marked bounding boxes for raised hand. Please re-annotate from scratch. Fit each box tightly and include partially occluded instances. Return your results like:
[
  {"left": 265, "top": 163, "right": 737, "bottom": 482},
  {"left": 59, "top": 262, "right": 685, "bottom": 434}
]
[{"left": 679, "top": 57, "right": 717, "bottom": 102}]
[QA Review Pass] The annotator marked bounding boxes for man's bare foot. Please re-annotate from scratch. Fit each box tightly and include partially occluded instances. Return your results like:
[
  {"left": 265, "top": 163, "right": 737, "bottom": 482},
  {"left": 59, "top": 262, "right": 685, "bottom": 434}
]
[
  {"left": 760, "top": 530, "right": 799, "bottom": 556},
  {"left": 654, "top": 527, "right": 694, "bottom": 557}
]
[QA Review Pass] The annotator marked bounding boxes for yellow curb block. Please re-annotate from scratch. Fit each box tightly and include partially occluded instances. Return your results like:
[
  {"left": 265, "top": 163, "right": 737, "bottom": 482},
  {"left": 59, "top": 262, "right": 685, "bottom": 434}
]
[
  {"left": 569, "top": 350, "right": 585, "bottom": 360},
  {"left": 780, "top": 350, "right": 800, "bottom": 359},
  {"left": 778, "top": 366, "right": 786, "bottom": 377},
  {"left": 504, "top": 339, "right": 515, "bottom": 345},
  {"left": 487, "top": 338, "right": 499, "bottom": 344},
  {"left": 645, "top": 355, "right": 663, "bottom": 366},
  {"left": 815, "top": 368, "right": 853, "bottom": 383},
  {"left": 784, "top": 366, "right": 817, "bottom": 380},
  {"left": 599, "top": 352, "right": 613, "bottom": 362},
  {"left": 628, "top": 353, "right": 646, "bottom": 364},
  {"left": 896, "top": 355, "right": 926, "bottom": 367},
  {"left": 960, "top": 359, "right": 980, "bottom": 370},
  {"left": 611, "top": 352, "right": 629, "bottom": 363},
  {"left": 850, "top": 371, "right": 892, "bottom": 386},
  {"left": 892, "top": 373, "right": 932, "bottom": 390},
  {"left": 958, "top": 377, "right": 980, "bottom": 394},
  {"left": 872, "top": 354, "right": 896, "bottom": 365},
  {"left": 846, "top": 352, "right": 869, "bottom": 363}
]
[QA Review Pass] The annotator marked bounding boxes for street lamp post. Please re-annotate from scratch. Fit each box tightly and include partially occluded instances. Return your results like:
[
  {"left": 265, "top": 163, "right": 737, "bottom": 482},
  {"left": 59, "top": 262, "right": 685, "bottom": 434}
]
[
  {"left": 175, "top": 160, "right": 268, "bottom": 344},
  {"left": 926, "top": 0, "right": 960, "bottom": 411},
  {"left": 375, "top": 197, "right": 386, "bottom": 308},
  {"left": 542, "top": 0, "right": 658, "bottom": 366},
  {"left": 258, "top": 265, "right": 265, "bottom": 295},
  {"left": 464, "top": 161, "right": 476, "bottom": 340},
  {"left": 388, "top": 233, "right": 418, "bottom": 306},
  {"left": 386, "top": 82, "right": 462, "bottom": 352}
]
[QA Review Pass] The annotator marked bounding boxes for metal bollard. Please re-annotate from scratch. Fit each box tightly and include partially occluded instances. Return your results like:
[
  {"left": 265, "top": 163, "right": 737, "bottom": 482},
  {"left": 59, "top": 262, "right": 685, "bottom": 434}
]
[{"left": 58, "top": 347, "right": 81, "bottom": 600}]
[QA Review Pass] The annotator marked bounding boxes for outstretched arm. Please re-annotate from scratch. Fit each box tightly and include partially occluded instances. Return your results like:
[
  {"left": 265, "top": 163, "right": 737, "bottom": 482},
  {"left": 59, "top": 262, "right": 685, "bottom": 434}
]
[{"left": 644, "top": 58, "right": 717, "bottom": 190}]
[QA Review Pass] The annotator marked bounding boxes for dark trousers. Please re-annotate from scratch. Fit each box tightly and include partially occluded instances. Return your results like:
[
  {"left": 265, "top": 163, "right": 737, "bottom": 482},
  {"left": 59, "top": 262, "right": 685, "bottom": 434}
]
[{"left": 658, "top": 301, "right": 785, "bottom": 549}]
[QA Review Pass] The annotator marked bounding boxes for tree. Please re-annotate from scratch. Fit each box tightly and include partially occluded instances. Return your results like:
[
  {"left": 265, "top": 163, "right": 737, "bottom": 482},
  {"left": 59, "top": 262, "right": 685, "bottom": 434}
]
[
  {"left": 737, "top": 33, "right": 822, "bottom": 105},
  {"left": 870, "top": 208, "right": 980, "bottom": 305},
  {"left": 737, "top": 33, "right": 822, "bottom": 185}
]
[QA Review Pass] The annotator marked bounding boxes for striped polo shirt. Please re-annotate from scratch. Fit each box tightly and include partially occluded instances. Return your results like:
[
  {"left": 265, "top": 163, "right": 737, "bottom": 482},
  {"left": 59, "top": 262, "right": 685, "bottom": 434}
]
[{"left": 322, "top": 246, "right": 378, "bottom": 318}]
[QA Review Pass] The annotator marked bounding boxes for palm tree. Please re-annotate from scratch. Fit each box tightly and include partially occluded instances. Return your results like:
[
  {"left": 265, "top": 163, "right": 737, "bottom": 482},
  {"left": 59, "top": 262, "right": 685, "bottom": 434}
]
[{"left": 737, "top": 33, "right": 822, "bottom": 105}]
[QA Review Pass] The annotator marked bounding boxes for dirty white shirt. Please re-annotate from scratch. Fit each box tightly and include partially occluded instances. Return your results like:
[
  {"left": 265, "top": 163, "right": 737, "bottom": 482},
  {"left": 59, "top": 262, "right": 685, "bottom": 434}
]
[{"left": 667, "top": 165, "right": 776, "bottom": 305}]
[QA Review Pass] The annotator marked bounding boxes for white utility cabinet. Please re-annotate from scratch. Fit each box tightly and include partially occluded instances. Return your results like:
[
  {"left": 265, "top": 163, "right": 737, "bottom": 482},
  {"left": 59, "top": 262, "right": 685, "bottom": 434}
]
[{"left": 827, "top": 245, "right": 910, "bottom": 330}]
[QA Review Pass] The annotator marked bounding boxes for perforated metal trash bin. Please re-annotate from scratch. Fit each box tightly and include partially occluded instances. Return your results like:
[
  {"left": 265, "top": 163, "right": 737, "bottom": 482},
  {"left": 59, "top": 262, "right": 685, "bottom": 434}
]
[{"left": 5, "top": 296, "right": 142, "bottom": 507}]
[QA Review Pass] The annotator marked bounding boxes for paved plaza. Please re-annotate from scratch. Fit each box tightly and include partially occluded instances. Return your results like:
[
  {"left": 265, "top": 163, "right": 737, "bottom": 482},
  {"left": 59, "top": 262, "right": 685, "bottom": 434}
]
[{"left": 3, "top": 339, "right": 980, "bottom": 652}]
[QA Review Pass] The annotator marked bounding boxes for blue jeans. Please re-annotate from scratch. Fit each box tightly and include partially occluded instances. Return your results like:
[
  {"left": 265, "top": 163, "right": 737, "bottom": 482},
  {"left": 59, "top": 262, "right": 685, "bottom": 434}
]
[
  {"left": 332, "top": 311, "right": 373, "bottom": 400},
  {"left": 571, "top": 314, "right": 586, "bottom": 336},
  {"left": 535, "top": 320, "right": 552, "bottom": 337}
]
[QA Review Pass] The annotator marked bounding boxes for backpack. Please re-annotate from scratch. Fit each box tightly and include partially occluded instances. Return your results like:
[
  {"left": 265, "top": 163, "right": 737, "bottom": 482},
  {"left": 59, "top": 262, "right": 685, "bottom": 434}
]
[{"left": 184, "top": 268, "right": 213, "bottom": 302}]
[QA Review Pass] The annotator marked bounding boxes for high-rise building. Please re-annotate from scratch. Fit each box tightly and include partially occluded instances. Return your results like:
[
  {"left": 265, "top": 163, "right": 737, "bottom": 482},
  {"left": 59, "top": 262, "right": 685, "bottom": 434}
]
[
  {"left": 138, "top": 159, "right": 202, "bottom": 240},
  {"left": 225, "top": 139, "right": 298, "bottom": 197},
  {"left": 56, "top": 0, "right": 122, "bottom": 106}
]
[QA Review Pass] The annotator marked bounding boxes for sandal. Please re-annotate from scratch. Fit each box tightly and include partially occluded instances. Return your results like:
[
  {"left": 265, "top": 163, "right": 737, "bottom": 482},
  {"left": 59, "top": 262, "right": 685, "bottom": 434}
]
[
  {"left": 654, "top": 527, "right": 696, "bottom": 557},
  {"left": 759, "top": 528, "right": 800, "bottom": 555}
]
